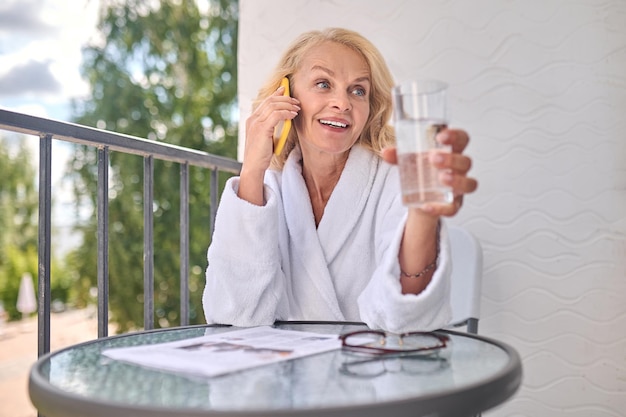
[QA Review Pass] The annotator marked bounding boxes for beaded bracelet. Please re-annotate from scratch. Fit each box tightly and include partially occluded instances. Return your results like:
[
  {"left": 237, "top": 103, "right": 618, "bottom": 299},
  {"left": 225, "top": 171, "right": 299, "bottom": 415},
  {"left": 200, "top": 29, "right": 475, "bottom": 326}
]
[
  {"left": 400, "top": 258, "right": 437, "bottom": 278},
  {"left": 400, "top": 221, "right": 440, "bottom": 279}
]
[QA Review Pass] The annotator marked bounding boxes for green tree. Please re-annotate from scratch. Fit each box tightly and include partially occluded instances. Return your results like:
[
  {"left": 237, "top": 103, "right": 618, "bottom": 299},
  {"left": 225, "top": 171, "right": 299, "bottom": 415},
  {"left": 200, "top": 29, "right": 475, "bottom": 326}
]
[
  {"left": 68, "top": 0, "right": 238, "bottom": 332},
  {"left": 0, "top": 137, "right": 39, "bottom": 320},
  {"left": 0, "top": 138, "right": 72, "bottom": 320}
]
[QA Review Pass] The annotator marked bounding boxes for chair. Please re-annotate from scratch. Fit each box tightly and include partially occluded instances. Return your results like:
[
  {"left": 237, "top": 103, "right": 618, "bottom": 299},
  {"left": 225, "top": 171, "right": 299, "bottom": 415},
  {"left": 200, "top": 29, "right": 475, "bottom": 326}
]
[{"left": 447, "top": 225, "right": 483, "bottom": 334}]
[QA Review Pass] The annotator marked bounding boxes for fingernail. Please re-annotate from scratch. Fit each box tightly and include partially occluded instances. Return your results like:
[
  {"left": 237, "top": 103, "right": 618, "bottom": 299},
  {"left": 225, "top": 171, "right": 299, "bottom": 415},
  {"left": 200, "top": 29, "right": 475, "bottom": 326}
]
[
  {"left": 436, "top": 130, "right": 450, "bottom": 143},
  {"left": 431, "top": 153, "right": 445, "bottom": 164}
]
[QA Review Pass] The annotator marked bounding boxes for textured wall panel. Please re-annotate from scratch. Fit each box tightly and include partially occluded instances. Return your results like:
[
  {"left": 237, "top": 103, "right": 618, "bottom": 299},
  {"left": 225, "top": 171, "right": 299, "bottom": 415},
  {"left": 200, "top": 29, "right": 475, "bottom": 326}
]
[{"left": 239, "top": 1, "right": 626, "bottom": 415}]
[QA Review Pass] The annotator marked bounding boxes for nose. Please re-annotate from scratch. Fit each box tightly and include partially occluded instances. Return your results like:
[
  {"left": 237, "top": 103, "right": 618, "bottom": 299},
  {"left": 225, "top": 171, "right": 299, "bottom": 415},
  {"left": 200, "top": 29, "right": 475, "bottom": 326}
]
[{"left": 330, "top": 90, "right": 352, "bottom": 112}]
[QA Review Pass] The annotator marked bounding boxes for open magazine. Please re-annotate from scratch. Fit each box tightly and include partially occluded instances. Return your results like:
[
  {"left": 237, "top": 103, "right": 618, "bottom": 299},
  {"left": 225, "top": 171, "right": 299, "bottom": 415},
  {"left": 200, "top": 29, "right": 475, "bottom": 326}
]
[{"left": 102, "top": 326, "right": 342, "bottom": 377}]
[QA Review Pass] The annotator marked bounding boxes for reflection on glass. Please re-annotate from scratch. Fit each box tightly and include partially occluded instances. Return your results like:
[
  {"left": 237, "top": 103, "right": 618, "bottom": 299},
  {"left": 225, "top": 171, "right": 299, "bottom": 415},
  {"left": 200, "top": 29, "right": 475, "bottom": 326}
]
[{"left": 340, "top": 352, "right": 449, "bottom": 378}]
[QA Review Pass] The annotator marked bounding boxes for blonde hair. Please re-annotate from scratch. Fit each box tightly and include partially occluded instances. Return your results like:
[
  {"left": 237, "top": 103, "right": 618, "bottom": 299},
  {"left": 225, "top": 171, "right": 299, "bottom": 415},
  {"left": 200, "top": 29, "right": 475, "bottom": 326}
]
[{"left": 252, "top": 28, "right": 396, "bottom": 169}]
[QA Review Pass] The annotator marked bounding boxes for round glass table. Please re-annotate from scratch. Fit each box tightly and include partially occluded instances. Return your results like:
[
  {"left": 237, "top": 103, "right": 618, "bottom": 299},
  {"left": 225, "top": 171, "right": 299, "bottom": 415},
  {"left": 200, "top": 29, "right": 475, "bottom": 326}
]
[{"left": 29, "top": 321, "right": 522, "bottom": 417}]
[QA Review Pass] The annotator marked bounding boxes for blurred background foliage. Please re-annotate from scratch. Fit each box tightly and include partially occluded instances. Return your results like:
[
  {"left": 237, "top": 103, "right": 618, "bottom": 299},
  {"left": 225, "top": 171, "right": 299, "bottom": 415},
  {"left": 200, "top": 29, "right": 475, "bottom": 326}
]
[
  {"left": 68, "top": 0, "right": 239, "bottom": 332},
  {"left": 0, "top": 138, "right": 73, "bottom": 321},
  {"left": 0, "top": 0, "right": 239, "bottom": 331}
]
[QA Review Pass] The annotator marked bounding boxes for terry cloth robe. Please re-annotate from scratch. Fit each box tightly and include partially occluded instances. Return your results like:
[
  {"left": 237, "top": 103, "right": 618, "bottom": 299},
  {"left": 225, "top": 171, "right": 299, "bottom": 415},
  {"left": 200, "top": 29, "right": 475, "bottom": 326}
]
[{"left": 203, "top": 144, "right": 452, "bottom": 333}]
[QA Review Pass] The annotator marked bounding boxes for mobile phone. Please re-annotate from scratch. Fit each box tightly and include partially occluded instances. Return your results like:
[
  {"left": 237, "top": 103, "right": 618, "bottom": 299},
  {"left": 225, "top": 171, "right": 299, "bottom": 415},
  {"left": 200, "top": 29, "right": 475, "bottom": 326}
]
[{"left": 273, "top": 77, "right": 292, "bottom": 155}]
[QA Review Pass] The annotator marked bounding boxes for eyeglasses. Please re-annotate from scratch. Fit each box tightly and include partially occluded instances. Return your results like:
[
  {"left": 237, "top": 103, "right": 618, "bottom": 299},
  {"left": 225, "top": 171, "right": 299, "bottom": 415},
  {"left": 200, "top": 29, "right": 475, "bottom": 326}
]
[{"left": 339, "top": 330, "right": 449, "bottom": 356}]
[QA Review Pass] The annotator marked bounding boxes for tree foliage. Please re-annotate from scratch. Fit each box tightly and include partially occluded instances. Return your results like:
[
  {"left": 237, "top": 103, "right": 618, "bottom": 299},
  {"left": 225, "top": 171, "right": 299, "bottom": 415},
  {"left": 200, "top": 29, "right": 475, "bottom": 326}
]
[
  {"left": 0, "top": 138, "right": 72, "bottom": 320},
  {"left": 0, "top": 138, "right": 39, "bottom": 320},
  {"left": 68, "top": 0, "right": 239, "bottom": 332}
]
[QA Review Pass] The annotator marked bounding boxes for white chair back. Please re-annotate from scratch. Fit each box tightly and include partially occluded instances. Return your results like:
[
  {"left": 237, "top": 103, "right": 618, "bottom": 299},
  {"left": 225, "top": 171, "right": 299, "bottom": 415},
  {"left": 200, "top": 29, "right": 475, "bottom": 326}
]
[{"left": 448, "top": 225, "right": 483, "bottom": 334}]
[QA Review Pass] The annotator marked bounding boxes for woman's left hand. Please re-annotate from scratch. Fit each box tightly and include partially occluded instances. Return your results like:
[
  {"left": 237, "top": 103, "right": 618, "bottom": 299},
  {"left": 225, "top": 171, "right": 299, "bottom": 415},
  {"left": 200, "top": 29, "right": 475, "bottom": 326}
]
[{"left": 381, "top": 128, "right": 478, "bottom": 217}]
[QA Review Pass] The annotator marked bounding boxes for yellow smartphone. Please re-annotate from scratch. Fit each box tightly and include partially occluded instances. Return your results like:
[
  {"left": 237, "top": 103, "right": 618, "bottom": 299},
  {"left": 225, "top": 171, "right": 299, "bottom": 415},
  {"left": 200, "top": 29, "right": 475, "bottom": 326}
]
[{"left": 273, "top": 77, "right": 292, "bottom": 155}]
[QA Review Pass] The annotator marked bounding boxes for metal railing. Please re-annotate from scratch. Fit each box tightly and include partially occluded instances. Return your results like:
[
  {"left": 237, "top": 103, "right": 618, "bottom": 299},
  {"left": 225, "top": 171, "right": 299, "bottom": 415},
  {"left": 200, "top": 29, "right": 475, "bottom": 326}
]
[{"left": 0, "top": 109, "right": 241, "bottom": 357}]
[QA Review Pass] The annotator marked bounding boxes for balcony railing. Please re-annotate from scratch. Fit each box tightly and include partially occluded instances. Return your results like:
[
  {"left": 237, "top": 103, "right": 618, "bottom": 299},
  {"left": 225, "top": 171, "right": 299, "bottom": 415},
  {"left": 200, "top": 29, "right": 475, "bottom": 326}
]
[{"left": 0, "top": 108, "right": 241, "bottom": 357}]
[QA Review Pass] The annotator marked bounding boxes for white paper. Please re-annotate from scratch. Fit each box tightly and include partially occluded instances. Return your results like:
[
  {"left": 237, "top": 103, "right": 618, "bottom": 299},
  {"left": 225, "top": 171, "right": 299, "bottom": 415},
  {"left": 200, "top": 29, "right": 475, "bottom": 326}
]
[{"left": 102, "top": 326, "right": 342, "bottom": 377}]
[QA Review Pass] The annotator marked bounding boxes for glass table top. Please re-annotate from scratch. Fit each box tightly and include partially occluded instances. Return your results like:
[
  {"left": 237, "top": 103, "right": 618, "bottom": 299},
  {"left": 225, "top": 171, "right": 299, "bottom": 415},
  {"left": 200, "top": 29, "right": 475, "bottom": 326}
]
[{"left": 30, "top": 322, "right": 522, "bottom": 417}]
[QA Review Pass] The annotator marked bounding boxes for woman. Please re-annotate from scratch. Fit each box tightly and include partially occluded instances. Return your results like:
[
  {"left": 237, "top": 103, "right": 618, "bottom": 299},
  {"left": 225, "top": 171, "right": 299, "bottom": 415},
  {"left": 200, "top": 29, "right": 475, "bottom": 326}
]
[{"left": 203, "top": 28, "right": 477, "bottom": 333}]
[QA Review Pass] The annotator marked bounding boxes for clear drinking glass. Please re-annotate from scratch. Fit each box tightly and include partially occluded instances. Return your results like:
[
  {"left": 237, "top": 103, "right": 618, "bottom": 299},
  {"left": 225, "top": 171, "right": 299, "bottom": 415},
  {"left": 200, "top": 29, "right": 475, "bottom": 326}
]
[{"left": 392, "top": 80, "right": 454, "bottom": 207}]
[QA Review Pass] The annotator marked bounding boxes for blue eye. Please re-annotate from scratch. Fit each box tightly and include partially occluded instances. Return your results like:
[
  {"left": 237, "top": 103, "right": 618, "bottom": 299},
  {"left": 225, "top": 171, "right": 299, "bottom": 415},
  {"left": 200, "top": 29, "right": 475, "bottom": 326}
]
[
  {"left": 353, "top": 87, "right": 367, "bottom": 97},
  {"left": 316, "top": 81, "right": 330, "bottom": 89}
]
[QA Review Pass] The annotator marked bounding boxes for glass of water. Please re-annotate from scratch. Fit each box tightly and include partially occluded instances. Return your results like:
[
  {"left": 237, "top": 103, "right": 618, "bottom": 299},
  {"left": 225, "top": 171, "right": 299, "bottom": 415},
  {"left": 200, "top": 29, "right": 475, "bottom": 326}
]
[{"left": 392, "top": 80, "right": 453, "bottom": 207}]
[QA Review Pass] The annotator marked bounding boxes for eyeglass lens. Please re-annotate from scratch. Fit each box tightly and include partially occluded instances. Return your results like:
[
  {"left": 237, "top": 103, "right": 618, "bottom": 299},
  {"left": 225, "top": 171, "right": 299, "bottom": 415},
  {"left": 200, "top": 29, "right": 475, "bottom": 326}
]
[{"left": 344, "top": 332, "right": 445, "bottom": 352}]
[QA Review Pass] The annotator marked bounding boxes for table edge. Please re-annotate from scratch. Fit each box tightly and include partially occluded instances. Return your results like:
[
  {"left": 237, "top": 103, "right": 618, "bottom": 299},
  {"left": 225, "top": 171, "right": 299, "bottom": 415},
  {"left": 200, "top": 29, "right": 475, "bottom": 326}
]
[{"left": 29, "top": 321, "right": 523, "bottom": 417}]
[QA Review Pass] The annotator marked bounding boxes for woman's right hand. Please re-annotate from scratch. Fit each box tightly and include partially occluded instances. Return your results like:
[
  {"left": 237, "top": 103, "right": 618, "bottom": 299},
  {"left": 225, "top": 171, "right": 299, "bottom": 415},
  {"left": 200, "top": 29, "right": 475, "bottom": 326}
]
[
  {"left": 238, "top": 85, "right": 300, "bottom": 205},
  {"left": 243, "top": 85, "right": 300, "bottom": 173}
]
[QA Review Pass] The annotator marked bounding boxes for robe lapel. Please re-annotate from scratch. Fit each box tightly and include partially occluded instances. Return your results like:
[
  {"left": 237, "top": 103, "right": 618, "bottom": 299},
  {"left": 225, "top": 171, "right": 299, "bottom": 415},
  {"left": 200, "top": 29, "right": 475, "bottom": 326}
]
[
  {"left": 282, "top": 148, "right": 345, "bottom": 320},
  {"left": 317, "top": 145, "right": 377, "bottom": 263}
]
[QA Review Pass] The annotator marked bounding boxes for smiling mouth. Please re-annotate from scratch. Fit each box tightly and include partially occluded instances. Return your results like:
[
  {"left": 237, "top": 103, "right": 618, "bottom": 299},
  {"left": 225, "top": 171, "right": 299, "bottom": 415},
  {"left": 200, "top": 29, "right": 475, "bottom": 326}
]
[{"left": 319, "top": 119, "right": 349, "bottom": 129}]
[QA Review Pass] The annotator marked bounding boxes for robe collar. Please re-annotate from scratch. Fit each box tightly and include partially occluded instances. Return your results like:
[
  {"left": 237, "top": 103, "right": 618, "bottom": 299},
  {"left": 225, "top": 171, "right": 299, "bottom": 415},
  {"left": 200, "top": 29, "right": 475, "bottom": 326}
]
[{"left": 281, "top": 145, "right": 379, "bottom": 319}]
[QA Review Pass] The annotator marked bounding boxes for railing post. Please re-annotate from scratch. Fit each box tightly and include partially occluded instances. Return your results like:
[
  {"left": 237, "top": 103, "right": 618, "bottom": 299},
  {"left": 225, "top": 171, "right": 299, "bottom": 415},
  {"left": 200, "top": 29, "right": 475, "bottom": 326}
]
[
  {"left": 37, "top": 133, "right": 52, "bottom": 356},
  {"left": 97, "top": 146, "right": 110, "bottom": 337},
  {"left": 210, "top": 167, "right": 219, "bottom": 236},
  {"left": 180, "top": 162, "right": 190, "bottom": 326},
  {"left": 143, "top": 155, "right": 154, "bottom": 330}
]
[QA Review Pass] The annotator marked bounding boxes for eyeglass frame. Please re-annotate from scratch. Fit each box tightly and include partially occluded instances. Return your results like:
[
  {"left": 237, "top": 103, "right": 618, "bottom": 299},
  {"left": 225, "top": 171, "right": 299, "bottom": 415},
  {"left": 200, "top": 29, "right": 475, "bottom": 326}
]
[{"left": 339, "top": 330, "right": 449, "bottom": 355}]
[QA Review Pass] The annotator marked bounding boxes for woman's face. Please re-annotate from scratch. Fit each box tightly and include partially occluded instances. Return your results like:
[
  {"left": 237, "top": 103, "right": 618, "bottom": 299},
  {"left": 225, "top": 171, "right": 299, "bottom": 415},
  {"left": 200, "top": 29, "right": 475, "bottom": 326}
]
[{"left": 291, "top": 41, "right": 371, "bottom": 157}]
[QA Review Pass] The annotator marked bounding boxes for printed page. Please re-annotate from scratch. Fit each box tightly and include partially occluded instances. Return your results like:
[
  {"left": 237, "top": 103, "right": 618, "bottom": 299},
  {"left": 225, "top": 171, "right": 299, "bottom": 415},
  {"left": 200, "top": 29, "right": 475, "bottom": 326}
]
[{"left": 102, "top": 326, "right": 341, "bottom": 377}]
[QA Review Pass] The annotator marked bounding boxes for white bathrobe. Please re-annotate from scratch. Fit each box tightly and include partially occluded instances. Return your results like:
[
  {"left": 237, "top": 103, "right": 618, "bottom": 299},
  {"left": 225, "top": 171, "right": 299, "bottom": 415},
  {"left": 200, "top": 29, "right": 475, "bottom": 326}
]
[{"left": 203, "top": 144, "right": 452, "bottom": 333}]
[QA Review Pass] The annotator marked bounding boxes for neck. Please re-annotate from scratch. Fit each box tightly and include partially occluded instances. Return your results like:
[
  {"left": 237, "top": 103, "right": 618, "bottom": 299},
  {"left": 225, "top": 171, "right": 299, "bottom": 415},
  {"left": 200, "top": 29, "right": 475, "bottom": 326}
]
[{"left": 300, "top": 148, "right": 350, "bottom": 226}]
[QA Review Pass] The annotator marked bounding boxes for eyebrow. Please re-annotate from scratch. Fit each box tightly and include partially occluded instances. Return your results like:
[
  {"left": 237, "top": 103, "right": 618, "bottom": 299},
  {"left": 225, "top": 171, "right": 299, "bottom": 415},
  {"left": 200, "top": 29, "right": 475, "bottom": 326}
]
[{"left": 310, "top": 65, "right": 371, "bottom": 85}]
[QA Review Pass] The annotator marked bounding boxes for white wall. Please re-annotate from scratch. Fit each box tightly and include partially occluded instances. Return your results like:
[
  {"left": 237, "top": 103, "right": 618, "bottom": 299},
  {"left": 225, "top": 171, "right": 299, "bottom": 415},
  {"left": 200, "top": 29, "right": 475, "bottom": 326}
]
[{"left": 238, "top": 1, "right": 626, "bottom": 415}]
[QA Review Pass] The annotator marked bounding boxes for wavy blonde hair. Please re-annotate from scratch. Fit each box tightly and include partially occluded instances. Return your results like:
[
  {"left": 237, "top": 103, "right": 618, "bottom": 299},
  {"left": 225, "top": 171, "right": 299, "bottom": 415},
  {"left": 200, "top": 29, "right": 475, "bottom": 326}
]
[{"left": 252, "top": 28, "right": 396, "bottom": 170}]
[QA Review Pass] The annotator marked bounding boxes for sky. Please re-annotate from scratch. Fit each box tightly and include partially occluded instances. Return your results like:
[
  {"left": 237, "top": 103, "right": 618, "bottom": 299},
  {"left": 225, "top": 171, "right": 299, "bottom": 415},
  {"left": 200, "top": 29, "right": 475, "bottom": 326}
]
[
  {"left": 0, "top": 0, "right": 100, "bottom": 121},
  {"left": 0, "top": 0, "right": 101, "bottom": 254}
]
